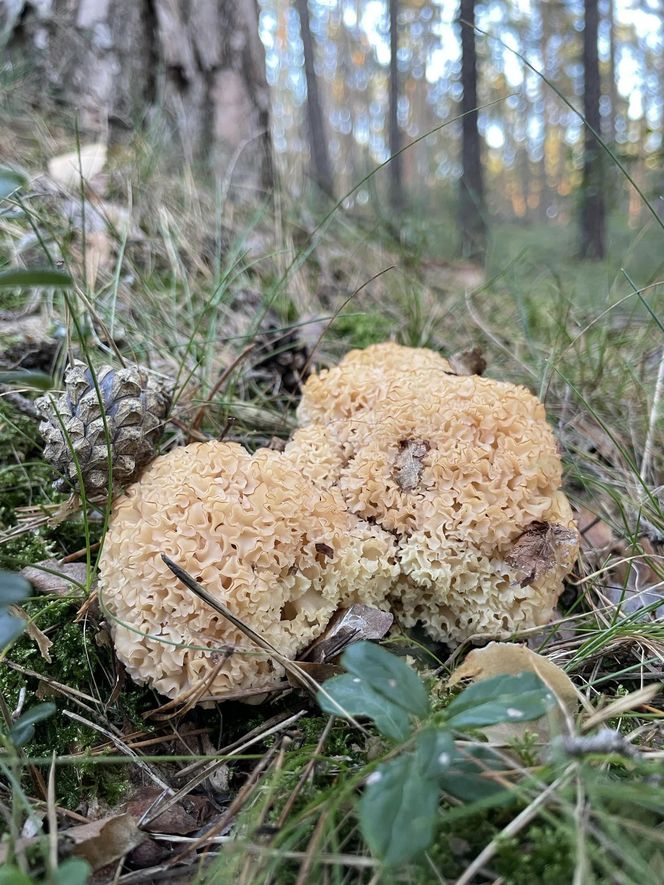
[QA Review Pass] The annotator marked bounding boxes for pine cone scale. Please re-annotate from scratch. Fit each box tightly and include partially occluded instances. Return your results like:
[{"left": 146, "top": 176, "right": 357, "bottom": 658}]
[{"left": 38, "top": 361, "right": 170, "bottom": 495}]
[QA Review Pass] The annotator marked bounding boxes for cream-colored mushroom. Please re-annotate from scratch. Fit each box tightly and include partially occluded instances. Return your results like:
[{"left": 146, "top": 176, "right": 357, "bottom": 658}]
[
  {"left": 99, "top": 442, "right": 397, "bottom": 701},
  {"left": 287, "top": 350, "right": 579, "bottom": 644}
]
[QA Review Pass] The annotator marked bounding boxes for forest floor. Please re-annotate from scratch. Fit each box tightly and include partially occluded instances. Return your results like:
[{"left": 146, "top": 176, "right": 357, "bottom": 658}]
[{"left": 0, "top": 121, "right": 663, "bottom": 884}]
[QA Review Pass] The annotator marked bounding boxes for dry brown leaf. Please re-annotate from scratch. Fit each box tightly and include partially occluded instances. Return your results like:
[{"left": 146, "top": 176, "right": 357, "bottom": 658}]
[
  {"left": 84, "top": 229, "right": 112, "bottom": 290},
  {"left": 21, "top": 560, "right": 87, "bottom": 597},
  {"left": 447, "top": 642, "right": 580, "bottom": 747},
  {"left": 302, "top": 604, "right": 394, "bottom": 663},
  {"left": 287, "top": 660, "right": 344, "bottom": 687},
  {"left": 449, "top": 346, "right": 487, "bottom": 376},
  {"left": 65, "top": 812, "right": 145, "bottom": 870},
  {"left": 47, "top": 143, "right": 107, "bottom": 189},
  {"left": 506, "top": 522, "right": 578, "bottom": 587},
  {"left": 448, "top": 642, "right": 578, "bottom": 708},
  {"left": 393, "top": 439, "right": 430, "bottom": 491},
  {"left": 9, "top": 605, "right": 52, "bottom": 661},
  {"left": 126, "top": 788, "right": 213, "bottom": 835}
]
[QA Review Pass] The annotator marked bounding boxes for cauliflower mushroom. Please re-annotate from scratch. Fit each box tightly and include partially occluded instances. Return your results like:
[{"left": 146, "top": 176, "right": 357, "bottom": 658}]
[
  {"left": 296, "top": 342, "right": 452, "bottom": 435},
  {"left": 99, "top": 442, "right": 397, "bottom": 701},
  {"left": 287, "top": 353, "right": 578, "bottom": 644}
]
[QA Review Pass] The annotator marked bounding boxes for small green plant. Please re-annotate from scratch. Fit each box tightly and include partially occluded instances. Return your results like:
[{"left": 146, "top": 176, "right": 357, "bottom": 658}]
[
  {"left": 0, "top": 572, "right": 55, "bottom": 748},
  {"left": 317, "top": 641, "right": 556, "bottom": 866},
  {"left": 0, "top": 572, "right": 90, "bottom": 884}
]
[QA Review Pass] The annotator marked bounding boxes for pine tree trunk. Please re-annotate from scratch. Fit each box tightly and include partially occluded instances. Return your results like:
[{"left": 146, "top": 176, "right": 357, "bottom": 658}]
[
  {"left": 580, "top": 0, "right": 606, "bottom": 259},
  {"left": 0, "top": 0, "right": 273, "bottom": 191},
  {"left": 607, "top": 0, "right": 618, "bottom": 144},
  {"left": 458, "top": 0, "right": 486, "bottom": 260},
  {"left": 294, "top": 0, "right": 334, "bottom": 199},
  {"left": 388, "top": 0, "right": 404, "bottom": 214}
]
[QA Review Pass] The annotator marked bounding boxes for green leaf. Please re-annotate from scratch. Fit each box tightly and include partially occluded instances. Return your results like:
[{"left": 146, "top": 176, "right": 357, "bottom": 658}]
[
  {"left": 0, "top": 370, "right": 53, "bottom": 390},
  {"left": 317, "top": 642, "right": 430, "bottom": 740},
  {"left": 317, "top": 674, "right": 412, "bottom": 741},
  {"left": 0, "top": 865, "right": 34, "bottom": 885},
  {"left": 414, "top": 727, "right": 456, "bottom": 778},
  {"left": 359, "top": 752, "right": 441, "bottom": 865},
  {"left": 445, "top": 672, "right": 555, "bottom": 729},
  {"left": 53, "top": 858, "right": 91, "bottom": 885},
  {"left": 340, "top": 641, "right": 430, "bottom": 718},
  {"left": 0, "top": 165, "right": 28, "bottom": 201},
  {"left": 438, "top": 746, "right": 511, "bottom": 803},
  {"left": 0, "top": 572, "right": 32, "bottom": 608},
  {"left": 0, "top": 268, "right": 73, "bottom": 288},
  {"left": 0, "top": 610, "right": 26, "bottom": 650},
  {"left": 9, "top": 702, "right": 57, "bottom": 747}
]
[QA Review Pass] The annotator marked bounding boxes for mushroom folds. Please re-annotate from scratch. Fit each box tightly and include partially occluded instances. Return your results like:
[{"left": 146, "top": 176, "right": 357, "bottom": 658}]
[
  {"left": 99, "top": 442, "right": 397, "bottom": 700},
  {"left": 100, "top": 342, "right": 578, "bottom": 703},
  {"left": 288, "top": 343, "right": 578, "bottom": 643}
]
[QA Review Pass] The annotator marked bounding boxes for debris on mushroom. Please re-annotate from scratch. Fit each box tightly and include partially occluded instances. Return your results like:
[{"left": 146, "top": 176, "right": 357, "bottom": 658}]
[{"left": 98, "top": 442, "right": 397, "bottom": 702}]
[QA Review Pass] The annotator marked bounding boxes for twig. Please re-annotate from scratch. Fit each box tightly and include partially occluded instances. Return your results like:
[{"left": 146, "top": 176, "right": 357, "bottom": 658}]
[
  {"left": 276, "top": 716, "right": 334, "bottom": 828},
  {"left": 62, "top": 710, "right": 174, "bottom": 795},
  {"left": 161, "top": 554, "right": 317, "bottom": 694},
  {"left": 0, "top": 388, "right": 40, "bottom": 420},
  {"left": 175, "top": 711, "right": 296, "bottom": 780},
  {"left": 189, "top": 343, "right": 257, "bottom": 432},
  {"left": 641, "top": 345, "right": 664, "bottom": 481},
  {"left": 166, "top": 740, "right": 280, "bottom": 866},
  {"left": 161, "top": 554, "right": 369, "bottom": 733},
  {"left": 140, "top": 709, "right": 307, "bottom": 828}
]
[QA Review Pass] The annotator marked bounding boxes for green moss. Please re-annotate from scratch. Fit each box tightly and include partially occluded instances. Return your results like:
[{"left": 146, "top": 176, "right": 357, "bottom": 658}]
[
  {"left": 333, "top": 310, "right": 393, "bottom": 349},
  {"left": 0, "top": 597, "right": 154, "bottom": 810},
  {"left": 0, "top": 533, "right": 54, "bottom": 572}
]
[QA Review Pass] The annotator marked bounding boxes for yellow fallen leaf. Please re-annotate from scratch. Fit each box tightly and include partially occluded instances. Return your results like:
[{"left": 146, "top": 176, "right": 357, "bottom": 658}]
[
  {"left": 47, "top": 143, "right": 107, "bottom": 189},
  {"left": 447, "top": 641, "right": 580, "bottom": 746}
]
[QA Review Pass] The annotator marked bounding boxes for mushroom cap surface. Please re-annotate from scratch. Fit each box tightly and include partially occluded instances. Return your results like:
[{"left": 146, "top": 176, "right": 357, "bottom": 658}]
[
  {"left": 297, "top": 342, "right": 452, "bottom": 433},
  {"left": 287, "top": 353, "right": 579, "bottom": 643},
  {"left": 99, "top": 442, "right": 397, "bottom": 701}
]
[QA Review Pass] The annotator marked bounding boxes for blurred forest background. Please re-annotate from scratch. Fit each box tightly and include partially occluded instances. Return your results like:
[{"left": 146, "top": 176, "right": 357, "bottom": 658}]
[{"left": 2, "top": 0, "right": 661, "bottom": 268}]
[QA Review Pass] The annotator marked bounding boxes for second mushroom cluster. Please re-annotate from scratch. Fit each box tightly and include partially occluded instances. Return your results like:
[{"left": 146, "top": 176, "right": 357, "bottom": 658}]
[{"left": 99, "top": 343, "right": 578, "bottom": 703}]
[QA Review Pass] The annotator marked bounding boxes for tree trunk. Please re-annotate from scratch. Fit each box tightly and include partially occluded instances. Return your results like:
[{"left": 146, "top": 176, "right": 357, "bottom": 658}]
[
  {"left": 0, "top": 0, "right": 272, "bottom": 191},
  {"left": 388, "top": 0, "right": 404, "bottom": 214},
  {"left": 580, "top": 0, "right": 605, "bottom": 259},
  {"left": 294, "top": 0, "right": 334, "bottom": 199},
  {"left": 607, "top": 0, "right": 618, "bottom": 144},
  {"left": 458, "top": 0, "right": 486, "bottom": 260}
]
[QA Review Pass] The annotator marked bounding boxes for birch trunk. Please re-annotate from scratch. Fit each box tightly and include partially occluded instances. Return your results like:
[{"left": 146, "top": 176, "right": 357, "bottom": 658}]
[{"left": 0, "top": 0, "right": 273, "bottom": 190}]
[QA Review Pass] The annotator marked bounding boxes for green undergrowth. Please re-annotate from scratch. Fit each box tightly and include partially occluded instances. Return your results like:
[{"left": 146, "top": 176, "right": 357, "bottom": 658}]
[{"left": 1, "top": 119, "right": 663, "bottom": 883}]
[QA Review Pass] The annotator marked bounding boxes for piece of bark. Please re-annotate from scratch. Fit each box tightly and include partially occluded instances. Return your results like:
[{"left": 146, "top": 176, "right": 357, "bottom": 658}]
[
  {"left": 21, "top": 560, "right": 87, "bottom": 597},
  {"left": 302, "top": 605, "right": 394, "bottom": 664}
]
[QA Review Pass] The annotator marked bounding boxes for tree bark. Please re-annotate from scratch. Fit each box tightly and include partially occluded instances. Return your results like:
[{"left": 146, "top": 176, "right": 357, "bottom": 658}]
[
  {"left": 607, "top": 0, "right": 618, "bottom": 144},
  {"left": 458, "top": 0, "right": 486, "bottom": 261},
  {"left": 580, "top": 0, "right": 606, "bottom": 259},
  {"left": 388, "top": 0, "right": 404, "bottom": 213},
  {"left": 0, "top": 0, "right": 272, "bottom": 191},
  {"left": 294, "top": 0, "right": 334, "bottom": 199}
]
